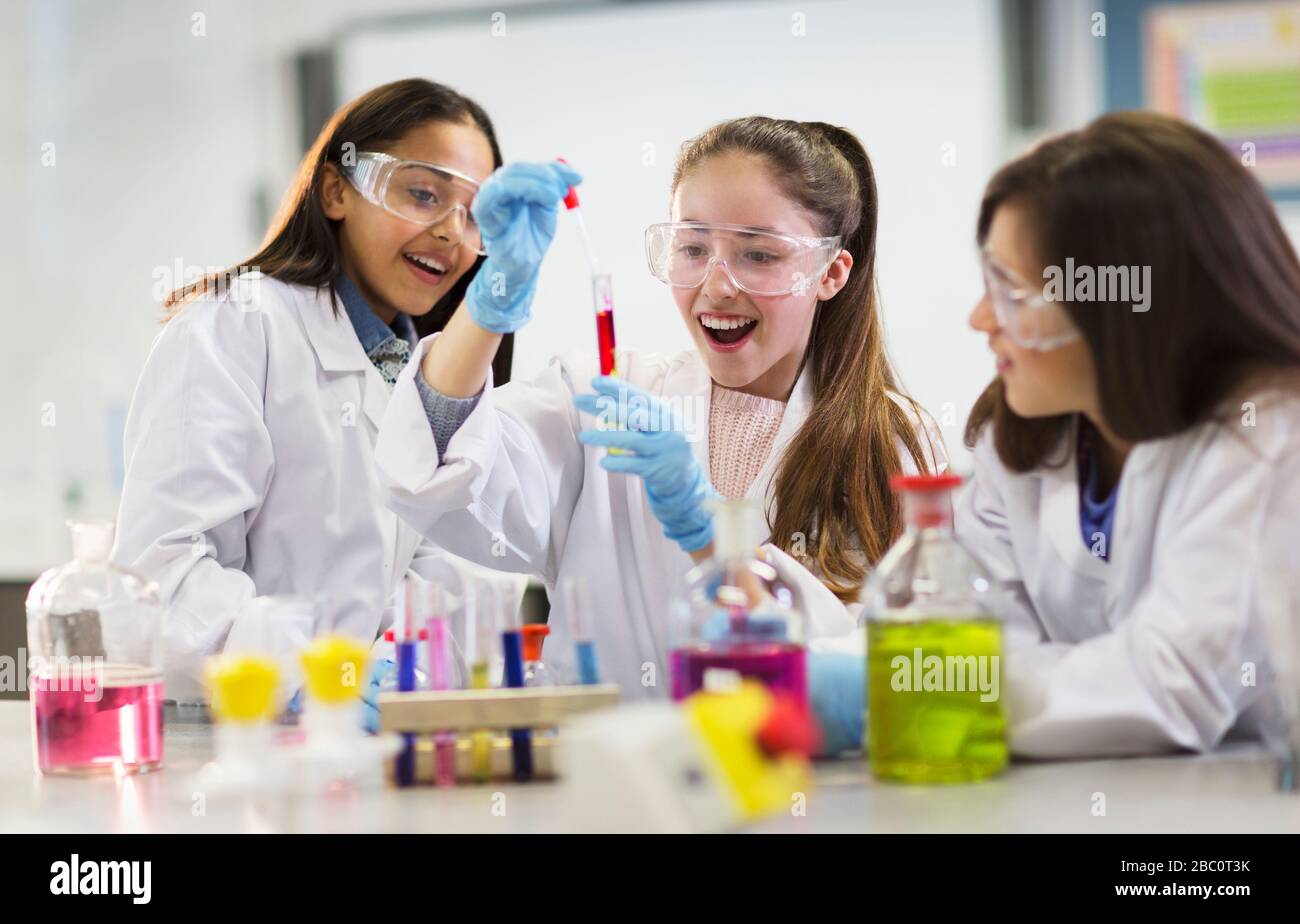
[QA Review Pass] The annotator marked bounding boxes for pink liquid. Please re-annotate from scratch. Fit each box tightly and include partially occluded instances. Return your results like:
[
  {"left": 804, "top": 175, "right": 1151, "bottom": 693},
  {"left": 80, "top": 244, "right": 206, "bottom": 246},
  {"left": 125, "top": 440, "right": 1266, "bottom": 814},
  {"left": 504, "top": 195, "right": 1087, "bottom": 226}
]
[
  {"left": 31, "top": 665, "right": 164, "bottom": 774},
  {"left": 669, "top": 643, "right": 807, "bottom": 706},
  {"left": 434, "top": 734, "right": 457, "bottom": 787}
]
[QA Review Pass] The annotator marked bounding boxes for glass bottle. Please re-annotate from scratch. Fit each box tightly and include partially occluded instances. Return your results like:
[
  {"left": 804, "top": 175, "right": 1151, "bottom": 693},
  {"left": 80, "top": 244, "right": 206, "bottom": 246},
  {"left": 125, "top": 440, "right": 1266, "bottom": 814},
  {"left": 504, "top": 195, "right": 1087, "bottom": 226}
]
[
  {"left": 669, "top": 499, "right": 806, "bottom": 706},
  {"left": 861, "top": 474, "right": 1007, "bottom": 783},
  {"left": 25, "top": 520, "right": 166, "bottom": 775}
]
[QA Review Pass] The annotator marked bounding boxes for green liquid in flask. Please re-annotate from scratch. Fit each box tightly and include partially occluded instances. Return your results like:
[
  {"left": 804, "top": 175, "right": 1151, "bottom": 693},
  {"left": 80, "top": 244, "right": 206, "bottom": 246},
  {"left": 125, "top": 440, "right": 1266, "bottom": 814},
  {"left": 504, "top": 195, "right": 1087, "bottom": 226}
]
[{"left": 867, "top": 617, "right": 1008, "bottom": 784}]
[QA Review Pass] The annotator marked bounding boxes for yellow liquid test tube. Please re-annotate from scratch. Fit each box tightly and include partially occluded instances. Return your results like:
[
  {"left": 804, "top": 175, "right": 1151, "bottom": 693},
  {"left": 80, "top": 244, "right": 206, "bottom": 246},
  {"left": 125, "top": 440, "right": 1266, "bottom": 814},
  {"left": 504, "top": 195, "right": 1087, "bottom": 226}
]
[{"left": 470, "top": 660, "right": 493, "bottom": 783}]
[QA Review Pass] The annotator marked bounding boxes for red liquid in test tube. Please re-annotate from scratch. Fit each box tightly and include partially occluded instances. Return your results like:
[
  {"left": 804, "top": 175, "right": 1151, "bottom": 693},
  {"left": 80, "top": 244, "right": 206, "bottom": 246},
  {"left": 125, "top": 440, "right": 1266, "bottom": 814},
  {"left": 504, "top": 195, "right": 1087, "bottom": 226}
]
[
  {"left": 593, "top": 274, "right": 617, "bottom": 376},
  {"left": 559, "top": 158, "right": 625, "bottom": 453}
]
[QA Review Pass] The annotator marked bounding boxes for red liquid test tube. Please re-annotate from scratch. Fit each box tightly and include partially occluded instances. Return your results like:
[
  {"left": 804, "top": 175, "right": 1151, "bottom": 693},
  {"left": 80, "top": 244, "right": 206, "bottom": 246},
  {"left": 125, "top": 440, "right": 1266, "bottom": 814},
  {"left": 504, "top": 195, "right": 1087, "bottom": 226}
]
[{"left": 593, "top": 273, "right": 617, "bottom": 376}]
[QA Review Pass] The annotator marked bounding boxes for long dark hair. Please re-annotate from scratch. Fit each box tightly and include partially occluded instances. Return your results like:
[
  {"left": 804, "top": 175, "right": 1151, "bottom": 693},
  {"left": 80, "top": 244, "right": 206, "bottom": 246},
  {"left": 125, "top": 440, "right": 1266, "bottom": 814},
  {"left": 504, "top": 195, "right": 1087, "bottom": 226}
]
[
  {"left": 673, "top": 117, "right": 935, "bottom": 601},
  {"left": 965, "top": 111, "right": 1300, "bottom": 469},
  {"left": 166, "top": 78, "right": 514, "bottom": 382}
]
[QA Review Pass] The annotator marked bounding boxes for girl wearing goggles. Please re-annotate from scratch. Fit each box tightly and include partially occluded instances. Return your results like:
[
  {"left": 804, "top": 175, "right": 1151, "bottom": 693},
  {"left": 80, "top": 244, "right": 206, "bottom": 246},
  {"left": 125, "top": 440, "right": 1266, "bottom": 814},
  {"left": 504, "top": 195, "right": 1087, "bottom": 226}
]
[
  {"left": 953, "top": 112, "right": 1300, "bottom": 758},
  {"left": 115, "top": 79, "right": 510, "bottom": 703},
  {"left": 342, "top": 151, "right": 486, "bottom": 257},
  {"left": 376, "top": 117, "right": 945, "bottom": 708}
]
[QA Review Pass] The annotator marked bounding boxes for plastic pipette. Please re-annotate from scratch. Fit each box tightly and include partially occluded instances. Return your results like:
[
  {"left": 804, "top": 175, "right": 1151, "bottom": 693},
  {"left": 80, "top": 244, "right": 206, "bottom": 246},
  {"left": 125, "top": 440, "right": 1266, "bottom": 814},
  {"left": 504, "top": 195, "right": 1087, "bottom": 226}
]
[{"left": 559, "top": 158, "right": 599, "bottom": 274}]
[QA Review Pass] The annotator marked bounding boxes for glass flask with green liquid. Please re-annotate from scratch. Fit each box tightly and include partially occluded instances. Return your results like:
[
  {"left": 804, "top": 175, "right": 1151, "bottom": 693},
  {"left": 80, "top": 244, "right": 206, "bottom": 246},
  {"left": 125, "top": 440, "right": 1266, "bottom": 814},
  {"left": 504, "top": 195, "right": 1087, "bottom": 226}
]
[{"left": 861, "top": 474, "right": 1007, "bottom": 783}]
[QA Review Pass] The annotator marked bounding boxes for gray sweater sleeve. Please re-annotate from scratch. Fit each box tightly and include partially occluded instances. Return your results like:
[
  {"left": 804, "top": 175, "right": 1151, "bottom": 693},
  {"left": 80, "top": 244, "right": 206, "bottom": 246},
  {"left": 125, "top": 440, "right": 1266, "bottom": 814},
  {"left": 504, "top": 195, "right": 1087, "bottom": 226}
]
[{"left": 414, "top": 369, "right": 482, "bottom": 457}]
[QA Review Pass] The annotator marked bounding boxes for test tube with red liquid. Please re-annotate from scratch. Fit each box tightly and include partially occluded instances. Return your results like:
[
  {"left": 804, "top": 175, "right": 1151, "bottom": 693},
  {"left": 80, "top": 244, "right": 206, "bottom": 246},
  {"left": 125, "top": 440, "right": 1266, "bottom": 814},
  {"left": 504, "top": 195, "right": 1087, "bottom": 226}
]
[
  {"left": 592, "top": 273, "right": 617, "bottom": 376},
  {"left": 558, "top": 159, "right": 618, "bottom": 377},
  {"left": 560, "top": 159, "right": 626, "bottom": 454}
]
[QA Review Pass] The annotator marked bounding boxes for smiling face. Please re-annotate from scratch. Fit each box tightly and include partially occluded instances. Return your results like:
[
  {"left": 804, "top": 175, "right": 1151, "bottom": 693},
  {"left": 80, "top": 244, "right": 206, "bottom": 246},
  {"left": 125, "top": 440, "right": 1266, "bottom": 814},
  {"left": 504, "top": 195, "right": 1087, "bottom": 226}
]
[
  {"left": 320, "top": 118, "right": 496, "bottom": 323},
  {"left": 969, "top": 203, "right": 1098, "bottom": 419},
  {"left": 669, "top": 152, "right": 851, "bottom": 401}
]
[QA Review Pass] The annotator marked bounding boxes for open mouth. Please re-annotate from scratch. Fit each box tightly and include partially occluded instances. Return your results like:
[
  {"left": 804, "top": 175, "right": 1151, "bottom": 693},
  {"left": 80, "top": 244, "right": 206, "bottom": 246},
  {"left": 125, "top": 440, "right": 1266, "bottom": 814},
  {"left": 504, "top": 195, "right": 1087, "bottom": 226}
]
[
  {"left": 403, "top": 252, "right": 449, "bottom": 285},
  {"left": 698, "top": 313, "right": 757, "bottom": 350}
]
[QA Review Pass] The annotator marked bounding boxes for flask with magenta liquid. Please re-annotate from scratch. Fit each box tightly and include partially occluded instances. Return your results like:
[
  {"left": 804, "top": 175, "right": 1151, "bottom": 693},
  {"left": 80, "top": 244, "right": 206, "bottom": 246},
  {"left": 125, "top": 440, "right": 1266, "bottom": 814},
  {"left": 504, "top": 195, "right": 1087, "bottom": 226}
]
[
  {"left": 25, "top": 520, "right": 166, "bottom": 775},
  {"left": 861, "top": 474, "right": 1007, "bottom": 784},
  {"left": 668, "top": 499, "right": 806, "bottom": 706}
]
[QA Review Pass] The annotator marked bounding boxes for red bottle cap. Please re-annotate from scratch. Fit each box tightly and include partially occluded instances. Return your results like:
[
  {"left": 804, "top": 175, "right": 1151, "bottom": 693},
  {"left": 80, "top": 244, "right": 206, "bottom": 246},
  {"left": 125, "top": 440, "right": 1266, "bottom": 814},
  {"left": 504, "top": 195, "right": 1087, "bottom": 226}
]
[
  {"left": 383, "top": 627, "right": 429, "bottom": 643},
  {"left": 557, "top": 157, "right": 580, "bottom": 210},
  {"left": 521, "top": 623, "right": 550, "bottom": 662},
  {"left": 890, "top": 473, "right": 964, "bottom": 492},
  {"left": 756, "top": 694, "right": 822, "bottom": 759},
  {"left": 891, "top": 473, "right": 961, "bottom": 529}
]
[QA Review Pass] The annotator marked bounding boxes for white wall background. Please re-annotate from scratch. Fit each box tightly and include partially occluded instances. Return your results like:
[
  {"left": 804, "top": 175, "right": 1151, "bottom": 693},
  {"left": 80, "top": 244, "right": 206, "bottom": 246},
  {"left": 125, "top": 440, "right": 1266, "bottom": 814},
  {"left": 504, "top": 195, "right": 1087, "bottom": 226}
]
[{"left": 338, "top": 0, "right": 1007, "bottom": 478}]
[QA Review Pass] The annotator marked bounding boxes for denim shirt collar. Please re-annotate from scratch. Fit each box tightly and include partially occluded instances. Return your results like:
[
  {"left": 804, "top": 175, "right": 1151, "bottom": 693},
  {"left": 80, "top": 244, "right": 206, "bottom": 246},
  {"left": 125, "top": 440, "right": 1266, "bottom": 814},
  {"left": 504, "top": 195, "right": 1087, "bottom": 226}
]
[{"left": 336, "top": 273, "right": 417, "bottom": 354}]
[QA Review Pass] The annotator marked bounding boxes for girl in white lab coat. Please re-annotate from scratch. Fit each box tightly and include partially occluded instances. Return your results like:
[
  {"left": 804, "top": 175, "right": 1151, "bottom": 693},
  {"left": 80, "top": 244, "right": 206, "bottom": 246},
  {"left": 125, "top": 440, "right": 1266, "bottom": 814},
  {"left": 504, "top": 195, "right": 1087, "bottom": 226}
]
[
  {"left": 376, "top": 117, "right": 944, "bottom": 697},
  {"left": 956, "top": 111, "right": 1300, "bottom": 758},
  {"left": 114, "top": 79, "right": 514, "bottom": 702}
]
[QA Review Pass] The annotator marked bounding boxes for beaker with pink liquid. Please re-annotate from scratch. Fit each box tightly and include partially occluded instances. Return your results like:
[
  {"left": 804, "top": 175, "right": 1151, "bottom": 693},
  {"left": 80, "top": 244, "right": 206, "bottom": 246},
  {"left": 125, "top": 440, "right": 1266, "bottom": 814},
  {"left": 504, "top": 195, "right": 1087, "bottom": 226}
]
[
  {"left": 26, "top": 521, "right": 166, "bottom": 775},
  {"left": 668, "top": 499, "right": 808, "bottom": 707}
]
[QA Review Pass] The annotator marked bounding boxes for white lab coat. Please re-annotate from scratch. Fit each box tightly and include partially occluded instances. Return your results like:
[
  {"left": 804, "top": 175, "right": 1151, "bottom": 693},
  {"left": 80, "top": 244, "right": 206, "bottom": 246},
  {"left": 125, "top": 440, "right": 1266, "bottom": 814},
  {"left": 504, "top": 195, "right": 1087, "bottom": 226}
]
[
  {"left": 113, "top": 275, "right": 485, "bottom": 703},
  {"left": 375, "top": 336, "right": 945, "bottom": 698},
  {"left": 954, "top": 392, "right": 1300, "bottom": 758}
]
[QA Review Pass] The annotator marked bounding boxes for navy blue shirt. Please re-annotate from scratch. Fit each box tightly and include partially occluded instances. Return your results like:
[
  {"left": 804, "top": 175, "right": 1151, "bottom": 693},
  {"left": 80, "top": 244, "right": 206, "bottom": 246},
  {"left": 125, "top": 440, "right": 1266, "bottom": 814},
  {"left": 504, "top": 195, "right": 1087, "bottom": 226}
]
[
  {"left": 1078, "top": 421, "right": 1118, "bottom": 561},
  {"left": 334, "top": 272, "right": 480, "bottom": 453},
  {"left": 335, "top": 273, "right": 417, "bottom": 355}
]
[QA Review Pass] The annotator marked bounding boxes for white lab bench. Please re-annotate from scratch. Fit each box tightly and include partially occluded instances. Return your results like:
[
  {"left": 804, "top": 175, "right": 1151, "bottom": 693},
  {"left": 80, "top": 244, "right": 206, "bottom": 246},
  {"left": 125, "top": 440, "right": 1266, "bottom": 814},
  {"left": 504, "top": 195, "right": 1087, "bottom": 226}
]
[{"left": 0, "top": 701, "right": 1296, "bottom": 834}]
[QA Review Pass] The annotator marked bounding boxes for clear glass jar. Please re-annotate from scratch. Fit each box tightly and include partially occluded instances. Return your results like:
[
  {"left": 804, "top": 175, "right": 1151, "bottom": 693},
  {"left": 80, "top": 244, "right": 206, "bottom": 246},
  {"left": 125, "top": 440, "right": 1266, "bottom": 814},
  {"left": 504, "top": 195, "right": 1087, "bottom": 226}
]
[
  {"left": 669, "top": 499, "right": 806, "bottom": 705},
  {"left": 861, "top": 474, "right": 1007, "bottom": 783},
  {"left": 25, "top": 521, "right": 166, "bottom": 774}
]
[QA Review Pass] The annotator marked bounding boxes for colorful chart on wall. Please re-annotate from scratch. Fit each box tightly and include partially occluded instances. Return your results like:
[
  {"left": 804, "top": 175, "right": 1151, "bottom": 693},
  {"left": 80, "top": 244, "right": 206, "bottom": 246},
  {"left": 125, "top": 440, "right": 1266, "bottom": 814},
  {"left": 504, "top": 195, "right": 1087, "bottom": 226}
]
[{"left": 1143, "top": 1, "right": 1300, "bottom": 194}]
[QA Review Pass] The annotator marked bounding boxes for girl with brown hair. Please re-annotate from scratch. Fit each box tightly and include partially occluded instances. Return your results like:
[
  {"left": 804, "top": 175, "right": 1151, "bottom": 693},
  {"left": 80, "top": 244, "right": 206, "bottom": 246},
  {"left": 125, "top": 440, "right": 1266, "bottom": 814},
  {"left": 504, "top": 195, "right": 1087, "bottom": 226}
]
[
  {"left": 376, "top": 117, "right": 943, "bottom": 696},
  {"left": 956, "top": 111, "right": 1300, "bottom": 757},
  {"left": 114, "top": 79, "right": 520, "bottom": 702}
]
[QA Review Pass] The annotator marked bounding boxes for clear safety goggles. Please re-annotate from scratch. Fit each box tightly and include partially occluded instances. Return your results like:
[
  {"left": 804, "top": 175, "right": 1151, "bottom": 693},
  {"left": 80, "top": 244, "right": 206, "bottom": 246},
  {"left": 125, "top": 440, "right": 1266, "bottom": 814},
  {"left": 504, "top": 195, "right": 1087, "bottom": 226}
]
[
  {"left": 343, "top": 152, "right": 486, "bottom": 255},
  {"left": 980, "top": 249, "right": 1080, "bottom": 351},
  {"left": 645, "top": 222, "right": 843, "bottom": 297}
]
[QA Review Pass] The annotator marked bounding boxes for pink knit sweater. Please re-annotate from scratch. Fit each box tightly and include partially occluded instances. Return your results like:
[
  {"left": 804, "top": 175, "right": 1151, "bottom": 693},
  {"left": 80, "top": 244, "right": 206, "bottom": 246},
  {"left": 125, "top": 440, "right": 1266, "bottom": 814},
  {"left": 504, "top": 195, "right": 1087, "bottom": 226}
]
[{"left": 708, "top": 384, "right": 788, "bottom": 499}]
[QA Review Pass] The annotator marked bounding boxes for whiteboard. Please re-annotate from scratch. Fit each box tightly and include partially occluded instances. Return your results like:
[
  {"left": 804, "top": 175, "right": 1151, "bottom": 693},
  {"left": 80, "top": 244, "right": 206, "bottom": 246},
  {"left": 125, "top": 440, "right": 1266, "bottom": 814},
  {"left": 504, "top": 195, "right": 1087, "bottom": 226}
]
[{"left": 336, "top": 0, "right": 1008, "bottom": 469}]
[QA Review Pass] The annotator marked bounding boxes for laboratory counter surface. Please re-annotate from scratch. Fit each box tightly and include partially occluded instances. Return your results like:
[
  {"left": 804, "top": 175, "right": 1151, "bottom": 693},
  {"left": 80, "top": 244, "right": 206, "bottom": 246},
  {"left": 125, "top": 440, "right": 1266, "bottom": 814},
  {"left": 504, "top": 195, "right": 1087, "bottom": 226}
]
[{"left": 0, "top": 702, "right": 1295, "bottom": 834}]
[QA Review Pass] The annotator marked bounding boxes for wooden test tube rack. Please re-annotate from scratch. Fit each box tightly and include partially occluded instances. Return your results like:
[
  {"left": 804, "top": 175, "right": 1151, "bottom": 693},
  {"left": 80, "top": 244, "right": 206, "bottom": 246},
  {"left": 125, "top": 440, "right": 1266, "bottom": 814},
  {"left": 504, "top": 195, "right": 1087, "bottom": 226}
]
[{"left": 378, "top": 685, "right": 620, "bottom": 784}]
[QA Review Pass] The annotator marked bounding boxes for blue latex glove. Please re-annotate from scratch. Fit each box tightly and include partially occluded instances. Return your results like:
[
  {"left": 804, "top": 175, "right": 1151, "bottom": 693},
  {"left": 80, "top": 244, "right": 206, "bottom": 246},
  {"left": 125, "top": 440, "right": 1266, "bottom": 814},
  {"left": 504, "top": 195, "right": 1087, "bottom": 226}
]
[
  {"left": 808, "top": 651, "right": 866, "bottom": 756},
  {"left": 574, "top": 376, "right": 720, "bottom": 553},
  {"left": 465, "top": 161, "right": 582, "bottom": 333},
  {"left": 360, "top": 657, "right": 395, "bottom": 734}
]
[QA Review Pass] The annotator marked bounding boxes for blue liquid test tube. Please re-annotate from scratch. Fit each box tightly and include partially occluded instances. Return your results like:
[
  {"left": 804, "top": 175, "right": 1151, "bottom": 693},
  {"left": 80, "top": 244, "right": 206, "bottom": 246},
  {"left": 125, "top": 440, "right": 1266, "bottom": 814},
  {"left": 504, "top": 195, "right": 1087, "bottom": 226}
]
[
  {"left": 501, "top": 628, "right": 532, "bottom": 780},
  {"left": 562, "top": 576, "right": 601, "bottom": 685},
  {"left": 393, "top": 580, "right": 419, "bottom": 787},
  {"left": 575, "top": 640, "right": 600, "bottom": 686}
]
